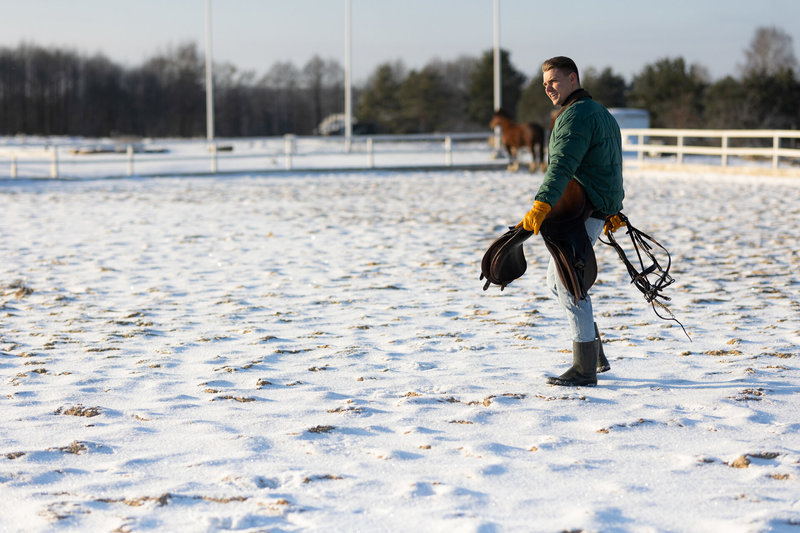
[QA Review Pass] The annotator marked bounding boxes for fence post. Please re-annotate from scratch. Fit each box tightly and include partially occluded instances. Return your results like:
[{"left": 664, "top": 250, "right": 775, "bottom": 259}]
[
  {"left": 637, "top": 133, "right": 644, "bottom": 165},
  {"left": 721, "top": 134, "right": 728, "bottom": 167},
  {"left": 773, "top": 133, "right": 780, "bottom": 169},
  {"left": 676, "top": 135, "right": 684, "bottom": 165},
  {"left": 209, "top": 142, "right": 218, "bottom": 173},
  {"left": 11, "top": 154, "right": 17, "bottom": 178},
  {"left": 284, "top": 134, "right": 294, "bottom": 170},
  {"left": 50, "top": 146, "right": 58, "bottom": 178},
  {"left": 127, "top": 145, "right": 134, "bottom": 176},
  {"left": 367, "top": 138, "right": 374, "bottom": 168},
  {"left": 444, "top": 136, "right": 452, "bottom": 166}
]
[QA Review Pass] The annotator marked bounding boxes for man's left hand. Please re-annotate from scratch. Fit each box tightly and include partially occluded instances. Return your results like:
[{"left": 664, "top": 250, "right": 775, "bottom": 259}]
[{"left": 603, "top": 214, "right": 627, "bottom": 235}]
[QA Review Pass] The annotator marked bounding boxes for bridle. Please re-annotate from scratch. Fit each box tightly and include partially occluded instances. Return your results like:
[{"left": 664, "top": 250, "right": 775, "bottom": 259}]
[{"left": 599, "top": 213, "right": 691, "bottom": 341}]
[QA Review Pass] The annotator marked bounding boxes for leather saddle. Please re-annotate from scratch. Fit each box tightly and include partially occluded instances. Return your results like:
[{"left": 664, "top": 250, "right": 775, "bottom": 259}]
[
  {"left": 539, "top": 179, "right": 597, "bottom": 304},
  {"left": 480, "top": 179, "right": 597, "bottom": 302}
]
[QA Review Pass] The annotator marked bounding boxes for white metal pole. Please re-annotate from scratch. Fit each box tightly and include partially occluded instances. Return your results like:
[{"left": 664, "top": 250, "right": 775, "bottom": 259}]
[
  {"left": 205, "top": 0, "right": 215, "bottom": 143},
  {"left": 492, "top": 0, "right": 502, "bottom": 157},
  {"left": 344, "top": 0, "right": 353, "bottom": 152}
]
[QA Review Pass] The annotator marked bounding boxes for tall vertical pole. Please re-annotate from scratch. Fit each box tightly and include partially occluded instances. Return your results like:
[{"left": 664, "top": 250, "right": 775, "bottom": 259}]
[
  {"left": 205, "top": 0, "right": 215, "bottom": 143},
  {"left": 344, "top": 0, "right": 353, "bottom": 152},
  {"left": 492, "top": 0, "right": 502, "bottom": 157}
]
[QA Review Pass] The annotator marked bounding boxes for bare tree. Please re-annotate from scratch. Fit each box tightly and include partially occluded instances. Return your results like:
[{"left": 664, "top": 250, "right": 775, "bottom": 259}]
[
  {"left": 302, "top": 56, "right": 344, "bottom": 130},
  {"left": 425, "top": 55, "right": 481, "bottom": 131},
  {"left": 740, "top": 26, "right": 798, "bottom": 76}
]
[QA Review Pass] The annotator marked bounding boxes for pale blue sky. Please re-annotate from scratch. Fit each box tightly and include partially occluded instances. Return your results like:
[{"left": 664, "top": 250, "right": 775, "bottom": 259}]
[{"left": 2, "top": 0, "right": 798, "bottom": 83}]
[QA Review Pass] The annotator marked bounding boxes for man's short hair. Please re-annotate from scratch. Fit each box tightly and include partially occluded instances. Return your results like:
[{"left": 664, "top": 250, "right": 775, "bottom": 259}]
[{"left": 542, "top": 56, "right": 580, "bottom": 84}]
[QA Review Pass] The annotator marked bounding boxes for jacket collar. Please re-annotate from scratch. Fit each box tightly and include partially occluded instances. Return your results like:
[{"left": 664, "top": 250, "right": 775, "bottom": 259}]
[{"left": 555, "top": 89, "right": 593, "bottom": 120}]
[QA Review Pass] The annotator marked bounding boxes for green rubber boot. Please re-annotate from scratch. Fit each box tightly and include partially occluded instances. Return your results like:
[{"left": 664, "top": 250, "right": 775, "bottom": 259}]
[
  {"left": 595, "top": 323, "right": 610, "bottom": 373},
  {"left": 546, "top": 340, "right": 598, "bottom": 387}
]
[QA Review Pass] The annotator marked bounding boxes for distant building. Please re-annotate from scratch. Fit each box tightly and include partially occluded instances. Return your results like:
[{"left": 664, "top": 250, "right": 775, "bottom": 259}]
[
  {"left": 608, "top": 108, "right": 650, "bottom": 130},
  {"left": 608, "top": 108, "right": 650, "bottom": 157}
]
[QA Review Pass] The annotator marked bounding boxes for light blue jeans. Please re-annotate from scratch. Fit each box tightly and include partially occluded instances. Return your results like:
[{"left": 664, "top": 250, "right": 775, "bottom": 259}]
[{"left": 545, "top": 217, "right": 605, "bottom": 343}]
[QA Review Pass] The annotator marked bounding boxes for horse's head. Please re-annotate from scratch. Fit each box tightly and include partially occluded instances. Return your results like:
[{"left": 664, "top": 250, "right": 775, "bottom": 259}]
[{"left": 490, "top": 108, "right": 513, "bottom": 129}]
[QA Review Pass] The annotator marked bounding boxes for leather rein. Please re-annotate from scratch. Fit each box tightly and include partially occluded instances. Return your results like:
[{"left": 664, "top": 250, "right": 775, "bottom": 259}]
[{"left": 599, "top": 213, "right": 691, "bottom": 340}]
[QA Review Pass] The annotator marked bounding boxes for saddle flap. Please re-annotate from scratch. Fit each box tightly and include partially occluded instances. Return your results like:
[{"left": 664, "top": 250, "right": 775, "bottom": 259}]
[
  {"left": 539, "top": 179, "right": 598, "bottom": 304},
  {"left": 542, "top": 230, "right": 597, "bottom": 304}
]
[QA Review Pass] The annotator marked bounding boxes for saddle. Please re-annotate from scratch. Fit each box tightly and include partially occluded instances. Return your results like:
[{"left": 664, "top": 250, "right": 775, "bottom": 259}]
[
  {"left": 480, "top": 225, "right": 533, "bottom": 291},
  {"left": 539, "top": 179, "right": 597, "bottom": 304},
  {"left": 480, "top": 179, "right": 597, "bottom": 303}
]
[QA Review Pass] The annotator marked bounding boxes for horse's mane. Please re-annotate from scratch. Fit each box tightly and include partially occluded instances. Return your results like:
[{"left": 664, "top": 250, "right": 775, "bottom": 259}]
[{"left": 494, "top": 108, "right": 513, "bottom": 120}]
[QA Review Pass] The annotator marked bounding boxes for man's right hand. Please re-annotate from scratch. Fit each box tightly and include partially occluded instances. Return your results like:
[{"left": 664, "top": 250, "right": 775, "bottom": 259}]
[{"left": 516, "top": 201, "right": 552, "bottom": 235}]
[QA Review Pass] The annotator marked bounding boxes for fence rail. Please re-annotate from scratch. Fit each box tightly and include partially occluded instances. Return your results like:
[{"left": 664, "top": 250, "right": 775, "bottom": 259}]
[
  {"left": 0, "top": 133, "right": 505, "bottom": 180},
  {"left": 620, "top": 128, "right": 800, "bottom": 172},
  {"left": 2, "top": 129, "right": 800, "bottom": 180}
]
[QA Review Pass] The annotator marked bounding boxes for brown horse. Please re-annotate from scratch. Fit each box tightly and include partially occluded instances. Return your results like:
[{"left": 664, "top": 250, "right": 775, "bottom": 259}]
[{"left": 490, "top": 109, "right": 546, "bottom": 172}]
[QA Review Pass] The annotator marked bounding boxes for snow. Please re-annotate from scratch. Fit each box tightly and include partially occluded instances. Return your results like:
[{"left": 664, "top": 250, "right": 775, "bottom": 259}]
[{"left": 1, "top": 162, "right": 799, "bottom": 532}]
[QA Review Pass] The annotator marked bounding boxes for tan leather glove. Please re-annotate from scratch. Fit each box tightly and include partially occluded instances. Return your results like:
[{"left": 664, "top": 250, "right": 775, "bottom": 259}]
[
  {"left": 516, "top": 201, "right": 551, "bottom": 234},
  {"left": 603, "top": 214, "right": 627, "bottom": 235}
]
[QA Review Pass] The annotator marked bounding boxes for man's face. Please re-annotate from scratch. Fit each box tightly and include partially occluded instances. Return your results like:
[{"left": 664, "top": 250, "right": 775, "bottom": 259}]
[{"left": 542, "top": 68, "right": 577, "bottom": 106}]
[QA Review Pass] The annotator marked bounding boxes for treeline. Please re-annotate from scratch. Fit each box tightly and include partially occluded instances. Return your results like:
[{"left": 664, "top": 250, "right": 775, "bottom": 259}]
[
  {"left": 0, "top": 26, "right": 797, "bottom": 137},
  {"left": 0, "top": 42, "right": 344, "bottom": 138}
]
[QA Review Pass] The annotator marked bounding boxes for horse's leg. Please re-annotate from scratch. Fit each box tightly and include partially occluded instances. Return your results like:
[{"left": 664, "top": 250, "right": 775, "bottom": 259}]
[
  {"left": 508, "top": 146, "right": 519, "bottom": 172},
  {"left": 521, "top": 126, "right": 537, "bottom": 173},
  {"left": 539, "top": 142, "right": 548, "bottom": 172},
  {"left": 528, "top": 141, "right": 537, "bottom": 173},
  {"left": 533, "top": 136, "right": 546, "bottom": 172}
]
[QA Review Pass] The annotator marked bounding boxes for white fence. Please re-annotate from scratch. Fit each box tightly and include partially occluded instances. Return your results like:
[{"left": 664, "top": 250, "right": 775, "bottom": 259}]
[
  {"left": 621, "top": 128, "right": 800, "bottom": 173},
  {"left": 2, "top": 129, "right": 800, "bottom": 180},
  {"left": 0, "top": 133, "right": 501, "bottom": 180}
]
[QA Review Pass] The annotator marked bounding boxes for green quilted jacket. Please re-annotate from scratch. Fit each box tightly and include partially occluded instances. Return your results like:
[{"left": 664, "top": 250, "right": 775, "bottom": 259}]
[{"left": 535, "top": 92, "right": 624, "bottom": 217}]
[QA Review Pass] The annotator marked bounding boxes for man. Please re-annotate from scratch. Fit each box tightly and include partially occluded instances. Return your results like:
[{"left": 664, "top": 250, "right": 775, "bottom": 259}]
[{"left": 517, "top": 56, "right": 626, "bottom": 387}]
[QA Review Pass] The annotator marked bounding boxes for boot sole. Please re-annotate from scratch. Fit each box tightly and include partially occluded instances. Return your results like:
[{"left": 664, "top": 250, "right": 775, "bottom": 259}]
[{"left": 546, "top": 377, "right": 597, "bottom": 387}]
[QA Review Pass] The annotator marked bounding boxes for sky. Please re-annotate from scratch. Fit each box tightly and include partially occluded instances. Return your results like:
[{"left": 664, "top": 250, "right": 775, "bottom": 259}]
[{"left": 2, "top": 0, "right": 799, "bottom": 85}]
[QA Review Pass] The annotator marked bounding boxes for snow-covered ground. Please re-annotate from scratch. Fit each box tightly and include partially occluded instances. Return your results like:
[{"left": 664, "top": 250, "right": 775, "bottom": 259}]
[{"left": 1, "top": 166, "right": 799, "bottom": 532}]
